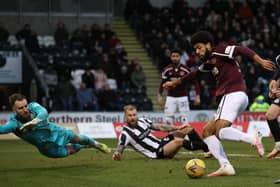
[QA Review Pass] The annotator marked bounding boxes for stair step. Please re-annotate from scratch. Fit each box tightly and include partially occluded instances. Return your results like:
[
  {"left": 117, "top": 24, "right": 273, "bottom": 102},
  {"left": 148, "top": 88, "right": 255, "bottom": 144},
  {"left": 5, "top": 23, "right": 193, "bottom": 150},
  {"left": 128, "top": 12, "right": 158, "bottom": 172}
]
[
  {"left": 146, "top": 83, "right": 160, "bottom": 87},
  {"left": 128, "top": 57, "right": 152, "bottom": 61},
  {"left": 117, "top": 33, "right": 136, "bottom": 37},
  {"left": 122, "top": 40, "right": 141, "bottom": 45},
  {"left": 113, "top": 17, "right": 162, "bottom": 111},
  {"left": 144, "top": 69, "right": 160, "bottom": 73},
  {"left": 125, "top": 48, "right": 147, "bottom": 53}
]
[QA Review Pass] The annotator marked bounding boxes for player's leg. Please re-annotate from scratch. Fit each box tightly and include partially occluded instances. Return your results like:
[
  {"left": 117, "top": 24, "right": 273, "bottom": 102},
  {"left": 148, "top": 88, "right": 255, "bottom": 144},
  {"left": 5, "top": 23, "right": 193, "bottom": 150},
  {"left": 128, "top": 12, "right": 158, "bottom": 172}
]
[
  {"left": 178, "top": 96, "right": 190, "bottom": 124},
  {"left": 162, "top": 137, "right": 184, "bottom": 158},
  {"left": 265, "top": 103, "right": 280, "bottom": 158},
  {"left": 187, "top": 128, "right": 210, "bottom": 156},
  {"left": 216, "top": 92, "right": 264, "bottom": 156},
  {"left": 164, "top": 96, "right": 176, "bottom": 125},
  {"left": 173, "top": 125, "right": 209, "bottom": 154},
  {"left": 38, "top": 143, "right": 77, "bottom": 158},
  {"left": 66, "top": 144, "right": 82, "bottom": 155},
  {"left": 60, "top": 128, "right": 110, "bottom": 153},
  {"left": 203, "top": 118, "right": 235, "bottom": 176},
  {"left": 72, "top": 134, "right": 111, "bottom": 153}
]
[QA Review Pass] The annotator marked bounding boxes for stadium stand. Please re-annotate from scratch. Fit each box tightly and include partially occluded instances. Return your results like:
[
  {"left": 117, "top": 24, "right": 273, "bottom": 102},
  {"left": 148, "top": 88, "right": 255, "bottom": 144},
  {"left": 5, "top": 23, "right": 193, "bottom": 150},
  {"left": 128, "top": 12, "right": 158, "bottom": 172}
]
[
  {"left": 125, "top": 0, "right": 280, "bottom": 109},
  {"left": 22, "top": 22, "right": 152, "bottom": 111},
  {"left": 0, "top": 0, "right": 279, "bottom": 111}
]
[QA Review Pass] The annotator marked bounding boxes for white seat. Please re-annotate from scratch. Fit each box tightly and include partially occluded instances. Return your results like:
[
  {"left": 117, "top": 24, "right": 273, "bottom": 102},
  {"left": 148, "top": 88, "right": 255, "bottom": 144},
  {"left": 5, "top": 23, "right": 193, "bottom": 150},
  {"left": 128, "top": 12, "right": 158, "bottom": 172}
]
[
  {"left": 71, "top": 69, "right": 85, "bottom": 89},
  {"left": 43, "top": 35, "right": 56, "bottom": 47},
  {"left": 37, "top": 35, "right": 44, "bottom": 47},
  {"left": 108, "top": 78, "right": 118, "bottom": 90},
  {"left": 8, "top": 35, "right": 19, "bottom": 46}
]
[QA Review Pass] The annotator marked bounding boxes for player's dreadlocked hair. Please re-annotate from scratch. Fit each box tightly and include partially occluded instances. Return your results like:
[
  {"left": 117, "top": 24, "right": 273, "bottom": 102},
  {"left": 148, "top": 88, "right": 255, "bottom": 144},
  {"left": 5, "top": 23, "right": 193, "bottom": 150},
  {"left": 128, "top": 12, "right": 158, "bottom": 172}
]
[{"left": 190, "top": 31, "right": 214, "bottom": 46}]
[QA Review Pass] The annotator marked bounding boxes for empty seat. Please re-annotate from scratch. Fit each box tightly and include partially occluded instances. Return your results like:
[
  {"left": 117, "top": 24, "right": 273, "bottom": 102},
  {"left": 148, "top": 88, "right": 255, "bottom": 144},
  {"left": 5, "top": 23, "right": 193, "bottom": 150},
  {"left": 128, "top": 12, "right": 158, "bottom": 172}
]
[
  {"left": 108, "top": 78, "right": 118, "bottom": 90},
  {"left": 8, "top": 35, "right": 19, "bottom": 46},
  {"left": 71, "top": 69, "right": 85, "bottom": 89}
]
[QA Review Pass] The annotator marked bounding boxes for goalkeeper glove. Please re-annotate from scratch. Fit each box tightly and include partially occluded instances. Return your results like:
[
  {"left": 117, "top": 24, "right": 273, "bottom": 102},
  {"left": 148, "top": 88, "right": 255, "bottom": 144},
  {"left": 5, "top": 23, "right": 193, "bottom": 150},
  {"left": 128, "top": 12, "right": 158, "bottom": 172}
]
[{"left": 19, "top": 118, "right": 41, "bottom": 132}]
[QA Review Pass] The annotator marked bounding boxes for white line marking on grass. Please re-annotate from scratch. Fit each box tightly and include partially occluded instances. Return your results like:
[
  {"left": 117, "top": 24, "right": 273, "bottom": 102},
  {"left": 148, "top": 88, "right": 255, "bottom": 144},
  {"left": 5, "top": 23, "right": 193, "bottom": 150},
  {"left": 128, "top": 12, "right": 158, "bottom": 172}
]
[
  {"left": 111, "top": 148, "right": 280, "bottom": 159},
  {"left": 1, "top": 147, "right": 279, "bottom": 159}
]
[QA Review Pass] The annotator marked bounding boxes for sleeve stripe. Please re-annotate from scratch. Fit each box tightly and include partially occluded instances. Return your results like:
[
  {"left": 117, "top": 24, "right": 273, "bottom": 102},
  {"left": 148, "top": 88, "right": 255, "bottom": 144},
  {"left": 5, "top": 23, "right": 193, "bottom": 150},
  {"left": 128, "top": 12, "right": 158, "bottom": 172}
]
[{"left": 212, "top": 45, "right": 236, "bottom": 59}]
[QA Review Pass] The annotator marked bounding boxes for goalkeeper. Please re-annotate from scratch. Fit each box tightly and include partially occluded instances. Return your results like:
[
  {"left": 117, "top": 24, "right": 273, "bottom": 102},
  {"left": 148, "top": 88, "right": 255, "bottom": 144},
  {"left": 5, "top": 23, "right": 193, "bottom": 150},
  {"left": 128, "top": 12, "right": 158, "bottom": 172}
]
[{"left": 0, "top": 93, "right": 111, "bottom": 158}]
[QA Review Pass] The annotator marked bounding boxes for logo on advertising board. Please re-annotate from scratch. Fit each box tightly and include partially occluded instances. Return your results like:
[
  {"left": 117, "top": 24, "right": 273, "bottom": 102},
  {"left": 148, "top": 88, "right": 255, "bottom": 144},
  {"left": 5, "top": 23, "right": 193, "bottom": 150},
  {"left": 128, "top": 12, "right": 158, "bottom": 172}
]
[
  {"left": 194, "top": 113, "right": 210, "bottom": 122},
  {"left": 113, "top": 123, "right": 125, "bottom": 137}
]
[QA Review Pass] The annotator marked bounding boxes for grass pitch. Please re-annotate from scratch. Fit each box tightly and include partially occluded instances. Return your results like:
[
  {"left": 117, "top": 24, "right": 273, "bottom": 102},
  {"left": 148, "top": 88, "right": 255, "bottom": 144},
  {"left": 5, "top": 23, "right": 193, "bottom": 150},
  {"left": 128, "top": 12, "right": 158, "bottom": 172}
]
[{"left": 0, "top": 138, "right": 279, "bottom": 187}]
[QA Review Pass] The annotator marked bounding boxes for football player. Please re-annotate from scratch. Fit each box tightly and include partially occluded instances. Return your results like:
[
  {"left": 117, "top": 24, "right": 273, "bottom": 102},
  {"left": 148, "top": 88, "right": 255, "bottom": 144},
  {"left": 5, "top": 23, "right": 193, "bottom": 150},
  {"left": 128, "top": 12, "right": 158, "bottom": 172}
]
[
  {"left": 0, "top": 93, "right": 111, "bottom": 158},
  {"left": 157, "top": 49, "right": 200, "bottom": 125},
  {"left": 163, "top": 31, "right": 274, "bottom": 176}
]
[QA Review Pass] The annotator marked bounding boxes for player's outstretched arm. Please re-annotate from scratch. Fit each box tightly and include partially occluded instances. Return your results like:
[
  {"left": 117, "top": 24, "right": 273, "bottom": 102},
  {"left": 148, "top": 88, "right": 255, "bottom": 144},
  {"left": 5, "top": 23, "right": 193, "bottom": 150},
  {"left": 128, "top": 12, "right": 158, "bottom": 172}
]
[
  {"left": 253, "top": 54, "right": 275, "bottom": 71},
  {"left": 113, "top": 144, "right": 125, "bottom": 161},
  {"left": 151, "top": 123, "right": 182, "bottom": 132},
  {"left": 113, "top": 152, "right": 121, "bottom": 161},
  {"left": 0, "top": 121, "right": 17, "bottom": 134}
]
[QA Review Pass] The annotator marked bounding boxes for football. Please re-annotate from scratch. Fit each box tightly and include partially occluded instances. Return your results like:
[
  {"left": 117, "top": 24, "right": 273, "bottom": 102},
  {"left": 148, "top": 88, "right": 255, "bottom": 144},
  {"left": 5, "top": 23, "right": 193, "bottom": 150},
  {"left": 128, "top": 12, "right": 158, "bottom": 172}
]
[{"left": 185, "top": 158, "right": 206, "bottom": 178}]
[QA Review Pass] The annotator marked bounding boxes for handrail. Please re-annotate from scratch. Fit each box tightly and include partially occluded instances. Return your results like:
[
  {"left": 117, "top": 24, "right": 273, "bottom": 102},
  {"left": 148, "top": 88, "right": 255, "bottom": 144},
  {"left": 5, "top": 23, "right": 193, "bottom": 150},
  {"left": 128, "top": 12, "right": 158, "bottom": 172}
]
[{"left": 21, "top": 43, "right": 49, "bottom": 98}]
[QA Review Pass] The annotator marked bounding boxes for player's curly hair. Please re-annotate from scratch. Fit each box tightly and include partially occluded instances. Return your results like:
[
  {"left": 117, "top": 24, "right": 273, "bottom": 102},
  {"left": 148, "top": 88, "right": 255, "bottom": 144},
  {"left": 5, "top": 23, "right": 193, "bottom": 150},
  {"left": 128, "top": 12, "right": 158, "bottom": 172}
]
[{"left": 190, "top": 31, "right": 214, "bottom": 46}]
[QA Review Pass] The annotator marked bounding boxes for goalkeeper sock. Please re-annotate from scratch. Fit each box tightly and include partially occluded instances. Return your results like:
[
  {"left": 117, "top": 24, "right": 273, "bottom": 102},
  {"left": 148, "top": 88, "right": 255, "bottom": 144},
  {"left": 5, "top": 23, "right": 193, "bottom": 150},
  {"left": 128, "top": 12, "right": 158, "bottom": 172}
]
[{"left": 78, "top": 134, "right": 97, "bottom": 147}]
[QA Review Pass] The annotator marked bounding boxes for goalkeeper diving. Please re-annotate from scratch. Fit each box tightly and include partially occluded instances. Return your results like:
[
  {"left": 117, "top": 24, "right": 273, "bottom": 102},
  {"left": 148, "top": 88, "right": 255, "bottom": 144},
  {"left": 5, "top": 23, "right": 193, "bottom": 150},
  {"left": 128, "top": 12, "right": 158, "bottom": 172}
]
[{"left": 0, "top": 93, "right": 111, "bottom": 158}]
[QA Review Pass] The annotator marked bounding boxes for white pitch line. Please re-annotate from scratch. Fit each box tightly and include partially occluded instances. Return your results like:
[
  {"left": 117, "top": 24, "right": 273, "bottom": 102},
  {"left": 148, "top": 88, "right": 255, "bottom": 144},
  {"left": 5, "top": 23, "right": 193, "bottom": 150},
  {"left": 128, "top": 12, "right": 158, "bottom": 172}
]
[
  {"left": 110, "top": 148, "right": 280, "bottom": 159},
  {"left": 0, "top": 147, "right": 279, "bottom": 159}
]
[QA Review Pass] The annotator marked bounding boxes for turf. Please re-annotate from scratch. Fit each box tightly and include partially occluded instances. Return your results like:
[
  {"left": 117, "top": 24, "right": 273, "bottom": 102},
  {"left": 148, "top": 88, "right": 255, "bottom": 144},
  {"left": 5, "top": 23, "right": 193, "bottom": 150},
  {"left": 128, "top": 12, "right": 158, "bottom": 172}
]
[{"left": 0, "top": 138, "right": 279, "bottom": 187}]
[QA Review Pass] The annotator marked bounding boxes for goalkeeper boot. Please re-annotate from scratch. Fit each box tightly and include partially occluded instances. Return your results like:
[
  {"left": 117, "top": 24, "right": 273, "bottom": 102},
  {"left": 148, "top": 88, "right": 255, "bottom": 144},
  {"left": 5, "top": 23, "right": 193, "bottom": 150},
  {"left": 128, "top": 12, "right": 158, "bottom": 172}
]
[
  {"left": 96, "top": 142, "right": 111, "bottom": 153},
  {"left": 207, "top": 164, "right": 235, "bottom": 177}
]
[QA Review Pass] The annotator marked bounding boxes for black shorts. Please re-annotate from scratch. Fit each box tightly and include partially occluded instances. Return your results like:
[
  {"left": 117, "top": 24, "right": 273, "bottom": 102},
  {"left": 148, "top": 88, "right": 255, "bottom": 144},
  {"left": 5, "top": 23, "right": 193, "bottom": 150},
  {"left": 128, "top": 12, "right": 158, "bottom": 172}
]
[{"left": 156, "top": 135, "right": 174, "bottom": 159}]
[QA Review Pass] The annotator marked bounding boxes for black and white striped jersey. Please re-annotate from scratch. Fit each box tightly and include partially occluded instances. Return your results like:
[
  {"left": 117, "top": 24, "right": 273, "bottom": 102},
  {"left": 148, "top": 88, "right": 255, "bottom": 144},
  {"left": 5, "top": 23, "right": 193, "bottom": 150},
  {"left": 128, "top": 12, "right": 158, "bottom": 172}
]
[{"left": 118, "top": 118, "right": 162, "bottom": 158}]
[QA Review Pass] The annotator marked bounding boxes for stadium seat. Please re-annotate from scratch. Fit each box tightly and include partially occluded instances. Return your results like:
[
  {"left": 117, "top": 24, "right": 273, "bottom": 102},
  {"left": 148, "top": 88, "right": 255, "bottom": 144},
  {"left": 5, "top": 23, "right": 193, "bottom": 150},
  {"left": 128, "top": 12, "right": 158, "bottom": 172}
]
[
  {"left": 43, "top": 35, "right": 56, "bottom": 47},
  {"left": 8, "top": 35, "right": 19, "bottom": 46},
  {"left": 71, "top": 69, "right": 85, "bottom": 89},
  {"left": 108, "top": 78, "right": 118, "bottom": 90},
  {"left": 37, "top": 35, "right": 44, "bottom": 47}
]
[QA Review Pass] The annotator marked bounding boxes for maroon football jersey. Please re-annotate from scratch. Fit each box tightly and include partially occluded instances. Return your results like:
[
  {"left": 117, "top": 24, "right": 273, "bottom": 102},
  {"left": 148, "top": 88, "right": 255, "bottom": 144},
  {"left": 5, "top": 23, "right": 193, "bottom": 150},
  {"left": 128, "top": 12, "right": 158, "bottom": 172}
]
[
  {"left": 158, "top": 63, "right": 199, "bottom": 97},
  {"left": 208, "top": 44, "right": 255, "bottom": 96}
]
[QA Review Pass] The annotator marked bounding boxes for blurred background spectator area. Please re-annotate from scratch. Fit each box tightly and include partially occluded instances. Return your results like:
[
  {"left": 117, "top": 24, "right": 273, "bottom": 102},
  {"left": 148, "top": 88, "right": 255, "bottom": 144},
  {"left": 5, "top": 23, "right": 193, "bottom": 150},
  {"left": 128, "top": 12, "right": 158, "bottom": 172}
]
[{"left": 0, "top": 0, "right": 279, "bottom": 111}]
